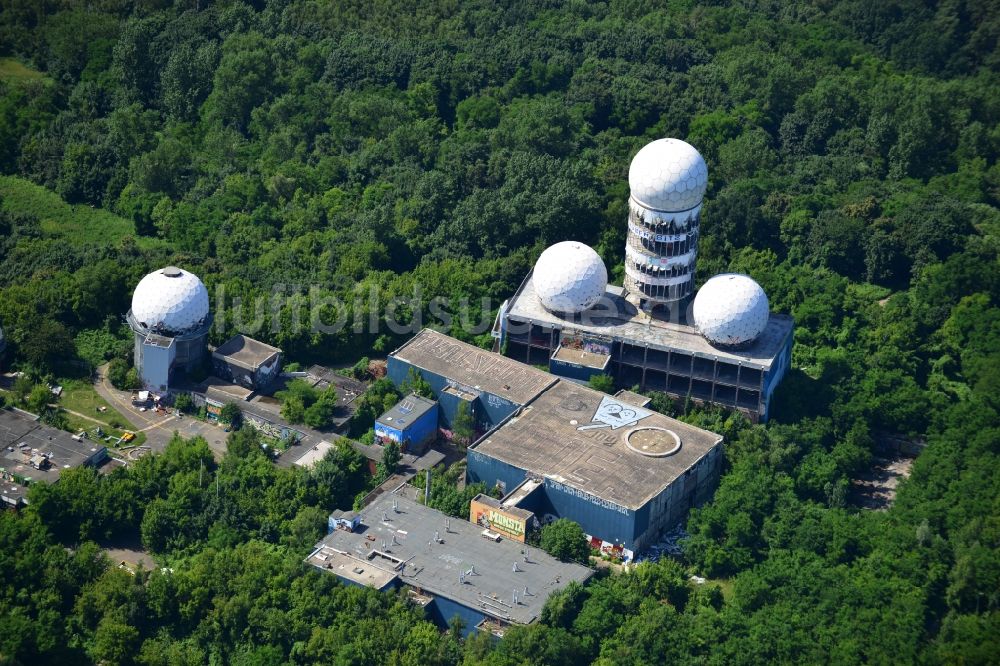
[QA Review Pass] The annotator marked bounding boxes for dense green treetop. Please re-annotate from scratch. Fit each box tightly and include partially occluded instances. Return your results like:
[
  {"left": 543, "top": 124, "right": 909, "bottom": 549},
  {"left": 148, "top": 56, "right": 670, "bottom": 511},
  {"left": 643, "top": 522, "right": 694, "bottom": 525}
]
[{"left": 0, "top": 0, "right": 997, "bottom": 663}]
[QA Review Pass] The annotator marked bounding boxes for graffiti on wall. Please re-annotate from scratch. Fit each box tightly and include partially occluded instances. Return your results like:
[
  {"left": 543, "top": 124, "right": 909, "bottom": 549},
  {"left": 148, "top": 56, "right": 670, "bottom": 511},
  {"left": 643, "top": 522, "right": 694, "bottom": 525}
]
[
  {"left": 469, "top": 498, "right": 528, "bottom": 542},
  {"left": 244, "top": 413, "right": 301, "bottom": 442},
  {"left": 374, "top": 424, "right": 401, "bottom": 443},
  {"left": 206, "top": 400, "right": 222, "bottom": 420},
  {"left": 485, "top": 393, "right": 511, "bottom": 410},
  {"left": 560, "top": 334, "right": 612, "bottom": 356},
  {"left": 546, "top": 477, "right": 630, "bottom": 516},
  {"left": 589, "top": 535, "right": 634, "bottom": 563}
]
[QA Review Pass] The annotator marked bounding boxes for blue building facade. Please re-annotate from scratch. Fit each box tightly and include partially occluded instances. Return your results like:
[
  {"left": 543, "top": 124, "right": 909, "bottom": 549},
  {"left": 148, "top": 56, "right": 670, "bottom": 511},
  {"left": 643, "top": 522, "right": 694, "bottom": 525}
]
[
  {"left": 548, "top": 357, "right": 605, "bottom": 383},
  {"left": 329, "top": 575, "right": 497, "bottom": 638},
  {"left": 468, "top": 434, "right": 724, "bottom": 558},
  {"left": 423, "top": 594, "right": 492, "bottom": 638},
  {"left": 760, "top": 331, "right": 794, "bottom": 421},
  {"left": 386, "top": 356, "right": 522, "bottom": 432},
  {"left": 467, "top": 450, "right": 638, "bottom": 552},
  {"left": 374, "top": 394, "right": 439, "bottom": 453}
]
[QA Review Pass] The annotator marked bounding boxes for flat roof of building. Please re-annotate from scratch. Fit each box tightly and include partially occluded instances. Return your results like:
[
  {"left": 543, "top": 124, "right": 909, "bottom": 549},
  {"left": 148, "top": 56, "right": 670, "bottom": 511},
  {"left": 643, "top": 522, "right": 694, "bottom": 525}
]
[
  {"left": 501, "top": 477, "right": 544, "bottom": 510},
  {"left": 506, "top": 274, "right": 793, "bottom": 371},
  {"left": 212, "top": 334, "right": 281, "bottom": 371},
  {"left": 552, "top": 346, "right": 610, "bottom": 370},
  {"left": 204, "top": 381, "right": 255, "bottom": 404},
  {"left": 305, "top": 365, "right": 366, "bottom": 404},
  {"left": 308, "top": 492, "right": 592, "bottom": 624},
  {"left": 1, "top": 480, "right": 26, "bottom": 507},
  {"left": 144, "top": 333, "right": 174, "bottom": 349},
  {"left": 293, "top": 440, "right": 337, "bottom": 469},
  {"left": 472, "top": 381, "right": 723, "bottom": 510},
  {"left": 331, "top": 509, "right": 359, "bottom": 520},
  {"left": 307, "top": 546, "right": 397, "bottom": 589},
  {"left": 472, "top": 493, "right": 535, "bottom": 522},
  {"left": 377, "top": 394, "right": 437, "bottom": 430},
  {"left": 613, "top": 389, "right": 652, "bottom": 409},
  {"left": 392, "top": 329, "right": 557, "bottom": 405},
  {"left": 0, "top": 408, "right": 107, "bottom": 486}
]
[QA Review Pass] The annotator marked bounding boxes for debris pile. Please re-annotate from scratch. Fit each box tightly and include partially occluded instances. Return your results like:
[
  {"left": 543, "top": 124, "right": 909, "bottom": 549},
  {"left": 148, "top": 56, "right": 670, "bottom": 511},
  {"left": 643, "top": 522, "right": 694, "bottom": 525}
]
[{"left": 640, "top": 523, "right": 688, "bottom": 562}]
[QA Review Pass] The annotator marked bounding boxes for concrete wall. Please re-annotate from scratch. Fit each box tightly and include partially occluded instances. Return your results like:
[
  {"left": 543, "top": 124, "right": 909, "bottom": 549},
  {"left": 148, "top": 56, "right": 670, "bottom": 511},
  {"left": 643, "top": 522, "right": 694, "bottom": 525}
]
[
  {"left": 470, "top": 443, "right": 724, "bottom": 554},
  {"left": 256, "top": 354, "right": 282, "bottom": 388},
  {"left": 541, "top": 478, "right": 639, "bottom": 549},
  {"left": 243, "top": 411, "right": 304, "bottom": 442},
  {"left": 173, "top": 331, "right": 208, "bottom": 371},
  {"left": 549, "top": 358, "right": 603, "bottom": 383},
  {"left": 214, "top": 353, "right": 283, "bottom": 391},
  {"left": 139, "top": 341, "right": 174, "bottom": 391},
  {"left": 437, "top": 390, "right": 478, "bottom": 430},
  {"left": 425, "top": 594, "right": 488, "bottom": 638},
  {"left": 213, "top": 358, "right": 254, "bottom": 388},
  {"left": 328, "top": 565, "right": 492, "bottom": 638},
  {"left": 761, "top": 329, "right": 794, "bottom": 421},
  {"left": 467, "top": 449, "right": 528, "bottom": 497}
]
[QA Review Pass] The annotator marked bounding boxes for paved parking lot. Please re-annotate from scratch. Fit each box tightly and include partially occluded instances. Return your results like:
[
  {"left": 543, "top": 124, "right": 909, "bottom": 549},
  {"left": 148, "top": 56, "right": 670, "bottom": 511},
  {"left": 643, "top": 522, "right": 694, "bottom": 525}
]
[
  {"left": 150, "top": 414, "right": 230, "bottom": 458},
  {"left": 93, "top": 367, "right": 230, "bottom": 459}
]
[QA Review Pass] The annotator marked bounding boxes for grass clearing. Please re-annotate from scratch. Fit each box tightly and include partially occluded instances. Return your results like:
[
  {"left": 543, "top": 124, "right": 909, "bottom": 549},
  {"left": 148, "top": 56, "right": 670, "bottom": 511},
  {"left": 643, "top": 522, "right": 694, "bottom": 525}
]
[
  {"left": 0, "top": 57, "right": 47, "bottom": 83},
  {"left": 702, "top": 576, "right": 735, "bottom": 602},
  {"left": 61, "top": 411, "right": 146, "bottom": 448},
  {"left": 59, "top": 379, "right": 123, "bottom": 420},
  {"left": 0, "top": 176, "right": 165, "bottom": 249},
  {"left": 57, "top": 379, "right": 146, "bottom": 446}
]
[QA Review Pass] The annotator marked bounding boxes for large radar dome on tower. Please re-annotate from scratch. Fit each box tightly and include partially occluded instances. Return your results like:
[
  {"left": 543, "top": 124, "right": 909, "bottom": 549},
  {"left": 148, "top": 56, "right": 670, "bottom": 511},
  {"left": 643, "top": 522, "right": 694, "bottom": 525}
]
[
  {"left": 692, "top": 274, "right": 770, "bottom": 347},
  {"left": 533, "top": 241, "right": 608, "bottom": 314},
  {"left": 131, "top": 266, "right": 210, "bottom": 335},
  {"left": 628, "top": 138, "right": 708, "bottom": 212},
  {"left": 623, "top": 138, "right": 708, "bottom": 308}
]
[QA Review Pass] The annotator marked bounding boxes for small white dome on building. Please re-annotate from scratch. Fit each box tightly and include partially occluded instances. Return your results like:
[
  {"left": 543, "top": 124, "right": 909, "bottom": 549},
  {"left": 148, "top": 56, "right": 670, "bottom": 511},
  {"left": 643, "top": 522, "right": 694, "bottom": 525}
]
[
  {"left": 131, "top": 266, "right": 210, "bottom": 334},
  {"left": 692, "top": 274, "right": 770, "bottom": 347},
  {"left": 533, "top": 242, "right": 608, "bottom": 314},
  {"left": 628, "top": 138, "right": 708, "bottom": 212}
]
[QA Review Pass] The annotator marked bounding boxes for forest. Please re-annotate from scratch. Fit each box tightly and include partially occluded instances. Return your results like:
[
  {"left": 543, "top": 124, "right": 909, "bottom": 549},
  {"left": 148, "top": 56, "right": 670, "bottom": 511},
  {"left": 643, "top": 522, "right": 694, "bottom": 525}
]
[{"left": 0, "top": 0, "right": 998, "bottom": 663}]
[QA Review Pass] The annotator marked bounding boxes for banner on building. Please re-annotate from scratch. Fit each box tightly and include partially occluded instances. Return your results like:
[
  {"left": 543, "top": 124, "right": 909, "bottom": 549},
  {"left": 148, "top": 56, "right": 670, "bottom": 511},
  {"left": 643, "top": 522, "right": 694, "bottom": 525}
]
[
  {"left": 206, "top": 400, "right": 223, "bottom": 420},
  {"left": 470, "top": 498, "right": 528, "bottom": 542}
]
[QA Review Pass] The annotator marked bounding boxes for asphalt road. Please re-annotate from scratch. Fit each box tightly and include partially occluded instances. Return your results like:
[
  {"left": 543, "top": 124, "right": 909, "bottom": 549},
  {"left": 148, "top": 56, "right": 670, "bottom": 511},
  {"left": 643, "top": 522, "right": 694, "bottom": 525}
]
[{"left": 93, "top": 366, "right": 230, "bottom": 458}]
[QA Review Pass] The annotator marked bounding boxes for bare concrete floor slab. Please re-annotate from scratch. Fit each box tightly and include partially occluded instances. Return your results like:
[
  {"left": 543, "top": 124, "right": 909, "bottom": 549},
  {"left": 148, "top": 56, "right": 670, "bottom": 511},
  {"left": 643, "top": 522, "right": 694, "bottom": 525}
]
[{"left": 851, "top": 455, "right": 914, "bottom": 510}]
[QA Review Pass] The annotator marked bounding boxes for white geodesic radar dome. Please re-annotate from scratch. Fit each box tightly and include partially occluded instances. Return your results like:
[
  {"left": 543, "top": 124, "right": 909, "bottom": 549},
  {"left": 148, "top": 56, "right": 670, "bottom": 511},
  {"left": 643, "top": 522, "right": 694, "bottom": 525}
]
[
  {"left": 692, "top": 274, "right": 770, "bottom": 347},
  {"left": 628, "top": 138, "right": 708, "bottom": 212},
  {"left": 533, "top": 241, "right": 608, "bottom": 314},
  {"left": 130, "top": 266, "right": 210, "bottom": 334}
]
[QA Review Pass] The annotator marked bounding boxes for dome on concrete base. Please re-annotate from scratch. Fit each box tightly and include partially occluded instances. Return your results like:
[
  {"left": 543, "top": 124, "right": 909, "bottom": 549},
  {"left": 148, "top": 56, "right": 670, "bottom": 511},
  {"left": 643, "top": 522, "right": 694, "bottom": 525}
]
[
  {"left": 533, "top": 242, "right": 608, "bottom": 314},
  {"left": 628, "top": 138, "right": 708, "bottom": 212},
  {"left": 130, "top": 266, "right": 209, "bottom": 335},
  {"left": 692, "top": 274, "right": 769, "bottom": 347}
]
